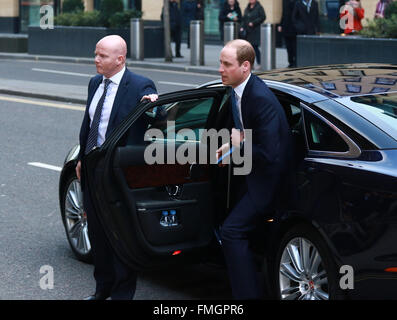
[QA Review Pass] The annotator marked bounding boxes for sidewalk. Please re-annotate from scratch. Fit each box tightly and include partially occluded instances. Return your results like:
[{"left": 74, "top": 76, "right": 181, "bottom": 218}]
[
  {"left": 136, "top": 43, "right": 289, "bottom": 74},
  {"left": 0, "top": 44, "right": 288, "bottom": 104}
]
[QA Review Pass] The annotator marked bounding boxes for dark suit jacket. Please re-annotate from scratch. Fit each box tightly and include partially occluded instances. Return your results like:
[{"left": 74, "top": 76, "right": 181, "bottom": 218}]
[
  {"left": 280, "top": 0, "right": 297, "bottom": 36},
  {"left": 78, "top": 68, "right": 157, "bottom": 163},
  {"left": 292, "top": 0, "right": 319, "bottom": 35},
  {"left": 239, "top": 74, "right": 291, "bottom": 213}
]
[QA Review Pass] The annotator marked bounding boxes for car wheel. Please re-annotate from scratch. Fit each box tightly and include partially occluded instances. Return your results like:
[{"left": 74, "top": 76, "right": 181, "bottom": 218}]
[
  {"left": 61, "top": 172, "right": 92, "bottom": 263},
  {"left": 274, "top": 224, "right": 339, "bottom": 300}
]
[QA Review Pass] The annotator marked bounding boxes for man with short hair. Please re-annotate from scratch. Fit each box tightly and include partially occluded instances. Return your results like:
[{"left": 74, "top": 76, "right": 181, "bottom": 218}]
[
  {"left": 76, "top": 35, "right": 157, "bottom": 300},
  {"left": 217, "top": 39, "right": 291, "bottom": 299}
]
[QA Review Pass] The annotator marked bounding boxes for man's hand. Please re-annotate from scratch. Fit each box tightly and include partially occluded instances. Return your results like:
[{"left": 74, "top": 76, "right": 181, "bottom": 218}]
[
  {"left": 76, "top": 160, "right": 81, "bottom": 182},
  {"left": 216, "top": 142, "right": 230, "bottom": 167},
  {"left": 141, "top": 94, "right": 158, "bottom": 102},
  {"left": 231, "top": 128, "right": 244, "bottom": 147}
]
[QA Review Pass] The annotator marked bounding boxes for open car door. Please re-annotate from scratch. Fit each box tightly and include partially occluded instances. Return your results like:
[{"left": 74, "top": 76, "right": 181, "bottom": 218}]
[{"left": 83, "top": 87, "right": 229, "bottom": 270}]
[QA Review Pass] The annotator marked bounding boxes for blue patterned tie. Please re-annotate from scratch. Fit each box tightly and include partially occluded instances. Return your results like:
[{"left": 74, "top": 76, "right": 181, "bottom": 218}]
[
  {"left": 231, "top": 89, "right": 243, "bottom": 130},
  {"left": 85, "top": 78, "right": 111, "bottom": 154}
]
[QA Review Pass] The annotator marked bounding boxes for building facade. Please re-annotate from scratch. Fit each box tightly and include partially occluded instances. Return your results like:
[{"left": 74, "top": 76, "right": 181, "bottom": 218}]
[{"left": 0, "top": 0, "right": 381, "bottom": 35}]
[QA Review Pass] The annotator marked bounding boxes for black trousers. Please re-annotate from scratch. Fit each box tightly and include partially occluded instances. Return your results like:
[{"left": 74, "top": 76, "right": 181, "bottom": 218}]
[
  {"left": 171, "top": 26, "right": 182, "bottom": 56},
  {"left": 251, "top": 44, "right": 261, "bottom": 65},
  {"left": 220, "top": 192, "right": 264, "bottom": 299},
  {"left": 284, "top": 35, "right": 297, "bottom": 67},
  {"left": 83, "top": 185, "right": 137, "bottom": 300}
]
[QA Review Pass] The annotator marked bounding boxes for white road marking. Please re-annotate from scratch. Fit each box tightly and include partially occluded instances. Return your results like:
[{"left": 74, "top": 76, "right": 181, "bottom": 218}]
[
  {"left": 124, "top": 66, "right": 219, "bottom": 78},
  {"left": 31, "top": 66, "right": 219, "bottom": 79},
  {"left": 32, "top": 68, "right": 93, "bottom": 77},
  {"left": 158, "top": 81, "right": 197, "bottom": 87},
  {"left": 0, "top": 95, "right": 85, "bottom": 111},
  {"left": 32, "top": 68, "right": 203, "bottom": 87},
  {"left": 28, "top": 162, "right": 62, "bottom": 172}
]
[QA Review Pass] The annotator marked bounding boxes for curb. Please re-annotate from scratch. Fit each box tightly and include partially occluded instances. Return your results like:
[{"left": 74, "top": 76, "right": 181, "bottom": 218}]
[
  {"left": 0, "top": 88, "right": 86, "bottom": 105},
  {"left": 0, "top": 53, "right": 220, "bottom": 76}
]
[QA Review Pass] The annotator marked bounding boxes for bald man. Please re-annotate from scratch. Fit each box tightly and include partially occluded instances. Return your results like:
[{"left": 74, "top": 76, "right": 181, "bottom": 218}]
[{"left": 76, "top": 35, "right": 157, "bottom": 300}]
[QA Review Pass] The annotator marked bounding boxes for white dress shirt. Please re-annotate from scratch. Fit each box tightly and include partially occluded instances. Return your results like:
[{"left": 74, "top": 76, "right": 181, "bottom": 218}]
[
  {"left": 233, "top": 73, "right": 251, "bottom": 130},
  {"left": 88, "top": 66, "right": 126, "bottom": 147}
]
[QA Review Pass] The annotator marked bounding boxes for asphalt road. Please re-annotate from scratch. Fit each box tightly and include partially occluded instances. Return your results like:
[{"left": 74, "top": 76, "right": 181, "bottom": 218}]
[
  {"left": 0, "top": 58, "right": 220, "bottom": 96},
  {"left": 0, "top": 60, "right": 231, "bottom": 300}
]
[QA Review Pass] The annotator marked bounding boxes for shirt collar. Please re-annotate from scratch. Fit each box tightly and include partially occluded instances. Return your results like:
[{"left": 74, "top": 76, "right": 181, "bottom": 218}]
[
  {"left": 234, "top": 73, "right": 251, "bottom": 99},
  {"left": 103, "top": 66, "right": 126, "bottom": 85}
]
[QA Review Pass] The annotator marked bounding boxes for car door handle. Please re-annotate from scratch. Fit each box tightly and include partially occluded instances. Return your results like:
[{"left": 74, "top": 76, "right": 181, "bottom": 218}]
[
  {"left": 166, "top": 185, "right": 183, "bottom": 198},
  {"left": 189, "top": 163, "right": 202, "bottom": 180},
  {"left": 306, "top": 166, "right": 318, "bottom": 173}
]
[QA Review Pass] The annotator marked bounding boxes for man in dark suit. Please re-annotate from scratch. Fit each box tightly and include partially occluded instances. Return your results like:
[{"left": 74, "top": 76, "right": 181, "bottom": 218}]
[
  {"left": 278, "top": 0, "right": 297, "bottom": 67},
  {"left": 161, "top": 0, "right": 183, "bottom": 58},
  {"left": 75, "top": 35, "right": 158, "bottom": 300},
  {"left": 217, "top": 39, "right": 291, "bottom": 299},
  {"left": 292, "top": 0, "right": 320, "bottom": 35}
]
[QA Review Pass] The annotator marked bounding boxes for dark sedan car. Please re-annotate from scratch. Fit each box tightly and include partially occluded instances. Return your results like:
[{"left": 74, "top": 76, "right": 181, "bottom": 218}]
[{"left": 59, "top": 64, "right": 397, "bottom": 300}]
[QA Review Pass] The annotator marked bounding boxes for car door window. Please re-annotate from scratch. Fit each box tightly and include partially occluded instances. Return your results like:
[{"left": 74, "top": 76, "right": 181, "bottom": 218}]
[
  {"left": 271, "top": 90, "right": 307, "bottom": 164},
  {"left": 272, "top": 91, "right": 302, "bottom": 129},
  {"left": 145, "top": 97, "right": 215, "bottom": 143},
  {"left": 303, "top": 109, "right": 349, "bottom": 152}
]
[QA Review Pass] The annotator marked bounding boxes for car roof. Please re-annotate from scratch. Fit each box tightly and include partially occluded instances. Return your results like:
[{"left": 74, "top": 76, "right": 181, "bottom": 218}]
[
  {"left": 256, "top": 63, "right": 397, "bottom": 98},
  {"left": 202, "top": 63, "right": 397, "bottom": 102}
]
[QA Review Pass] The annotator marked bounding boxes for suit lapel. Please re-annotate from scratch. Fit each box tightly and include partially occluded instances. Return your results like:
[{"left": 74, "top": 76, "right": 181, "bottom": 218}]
[
  {"left": 82, "top": 76, "right": 102, "bottom": 133},
  {"left": 241, "top": 74, "right": 255, "bottom": 128},
  {"left": 87, "top": 76, "right": 102, "bottom": 109},
  {"left": 107, "top": 69, "right": 129, "bottom": 137}
]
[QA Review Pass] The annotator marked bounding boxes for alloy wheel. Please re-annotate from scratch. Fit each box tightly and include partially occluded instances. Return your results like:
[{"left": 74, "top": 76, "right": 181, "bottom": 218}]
[
  {"left": 279, "top": 237, "right": 329, "bottom": 300},
  {"left": 64, "top": 178, "right": 91, "bottom": 256}
]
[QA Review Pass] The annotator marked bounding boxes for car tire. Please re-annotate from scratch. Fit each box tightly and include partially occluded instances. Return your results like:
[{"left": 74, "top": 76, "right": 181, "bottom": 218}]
[
  {"left": 61, "top": 171, "right": 92, "bottom": 263},
  {"left": 273, "top": 224, "right": 340, "bottom": 300}
]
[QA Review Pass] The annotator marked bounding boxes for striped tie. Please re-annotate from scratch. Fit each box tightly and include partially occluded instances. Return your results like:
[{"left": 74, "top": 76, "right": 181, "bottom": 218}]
[
  {"left": 84, "top": 78, "right": 111, "bottom": 154},
  {"left": 231, "top": 89, "right": 243, "bottom": 130}
]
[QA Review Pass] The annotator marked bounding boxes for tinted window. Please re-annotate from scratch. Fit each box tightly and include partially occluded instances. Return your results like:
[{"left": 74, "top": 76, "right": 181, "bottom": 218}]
[
  {"left": 349, "top": 94, "right": 397, "bottom": 140},
  {"left": 304, "top": 109, "right": 349, "bottom": 152},
  {"left": 145, "top": 97, "right": 214, "bottom": 142},
  {"left": 272, "top": 92, "right": 302, "bottom": 129}
]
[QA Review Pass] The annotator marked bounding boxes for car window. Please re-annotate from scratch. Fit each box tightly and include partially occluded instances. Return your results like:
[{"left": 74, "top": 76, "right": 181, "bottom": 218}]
[
  {"left": 348, "top": 93, "right": 397, "bottom": 141},
  {"left": 303, "top": 109, "right": 349, "bottom": 152},
  {"left": 145, "top": 97, "right": 215, "bottom": 142},
  {"left": 272, "top": 91, "right": 302, "bottom": 129}
]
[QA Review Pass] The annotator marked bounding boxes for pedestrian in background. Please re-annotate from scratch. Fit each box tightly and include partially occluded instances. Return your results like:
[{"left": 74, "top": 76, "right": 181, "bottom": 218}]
[
  {"left": 278, "top": 0, "right": 297, "bottom": 68},
  {"left": 219, "top": 0, "right": 243, "bottom": 41},
  {"left": 162, "top": 0, "right": 183, "bottom": 58},
  {"left": 374, "top": 0, "right": 390, "bottom": 19},
  {"left": 196, "top": 0, "right": 205, "bottom": 20},
  {"left": 292, "top": 0, "right": 320, "bottom": 35},
  {"left": 76, "top": 35, "right": 158, "bottom": 300},
  {"left": 182, "top": 0, "right": 198, "bottom": 48},
  {"left": 340, "top": 0, "right": 364, "bottom": 34},
  {"left": 240, "top": 0, "right": 266, "bottom": 69}
]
